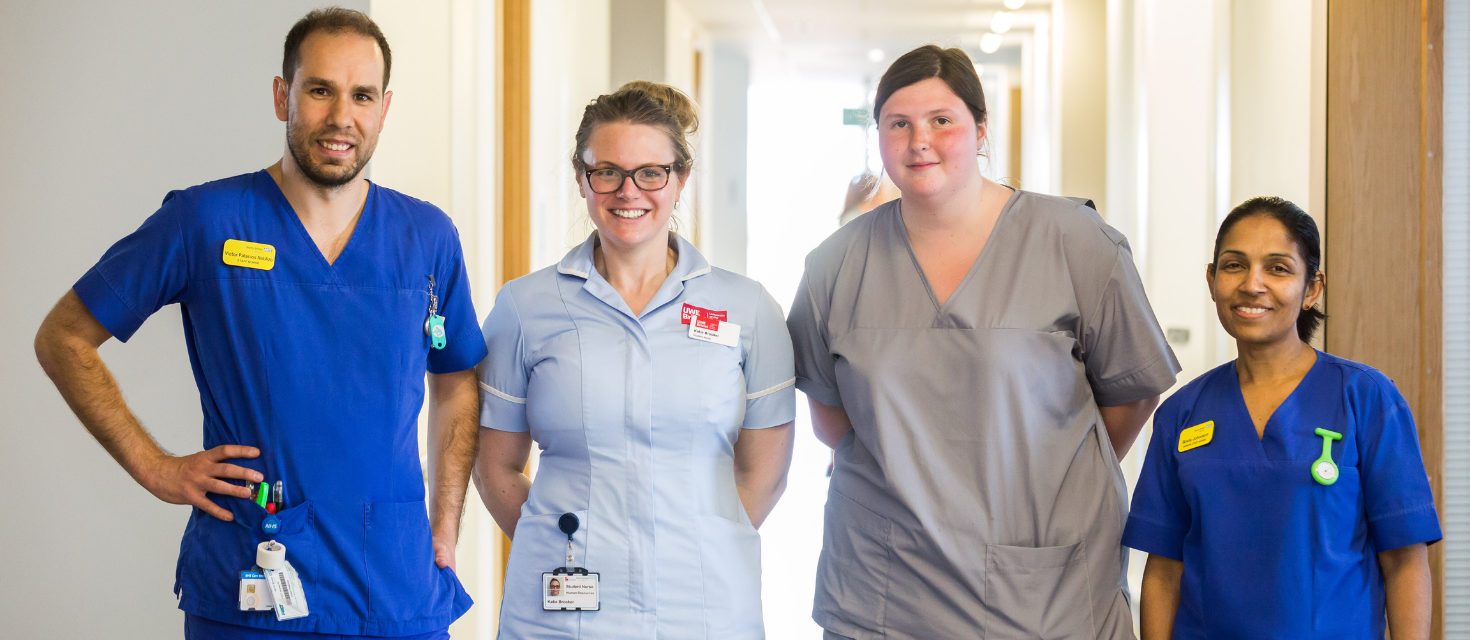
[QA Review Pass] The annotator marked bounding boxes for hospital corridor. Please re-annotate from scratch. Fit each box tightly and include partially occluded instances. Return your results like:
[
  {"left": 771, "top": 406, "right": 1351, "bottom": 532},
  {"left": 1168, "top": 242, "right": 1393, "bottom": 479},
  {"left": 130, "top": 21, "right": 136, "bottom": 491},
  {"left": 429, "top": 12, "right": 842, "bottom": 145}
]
[{"left": 2, "top": 1, "right": 1469, "bottom": 638}]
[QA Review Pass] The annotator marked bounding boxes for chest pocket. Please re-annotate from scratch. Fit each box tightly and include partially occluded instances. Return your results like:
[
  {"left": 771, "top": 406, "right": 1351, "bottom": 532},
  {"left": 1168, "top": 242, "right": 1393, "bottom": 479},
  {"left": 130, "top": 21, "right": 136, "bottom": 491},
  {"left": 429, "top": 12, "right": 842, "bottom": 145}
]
[{"left": 694, "top": 337, "right": 745, "bottom": 436}]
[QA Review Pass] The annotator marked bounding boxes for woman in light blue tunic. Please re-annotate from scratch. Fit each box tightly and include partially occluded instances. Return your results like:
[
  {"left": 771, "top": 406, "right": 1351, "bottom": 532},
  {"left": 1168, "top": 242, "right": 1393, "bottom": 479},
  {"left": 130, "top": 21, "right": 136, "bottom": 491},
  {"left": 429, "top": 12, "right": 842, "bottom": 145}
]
[{"left": 473, "top": 81, "right": 797, "bottom": 640}]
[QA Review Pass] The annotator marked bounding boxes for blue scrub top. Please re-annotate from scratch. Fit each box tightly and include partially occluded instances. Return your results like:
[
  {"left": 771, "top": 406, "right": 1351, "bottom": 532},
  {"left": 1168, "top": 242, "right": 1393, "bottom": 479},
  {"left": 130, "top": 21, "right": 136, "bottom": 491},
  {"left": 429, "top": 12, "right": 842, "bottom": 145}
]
[
  {"left": 1123, "top": 351, "right": 1441, "bottom": 639},
  {"left": 478, "top": 233, "right": 796, "bottom": 639},
  {"left": 74, "top": 171, "right": 486, "bottom": 636}
]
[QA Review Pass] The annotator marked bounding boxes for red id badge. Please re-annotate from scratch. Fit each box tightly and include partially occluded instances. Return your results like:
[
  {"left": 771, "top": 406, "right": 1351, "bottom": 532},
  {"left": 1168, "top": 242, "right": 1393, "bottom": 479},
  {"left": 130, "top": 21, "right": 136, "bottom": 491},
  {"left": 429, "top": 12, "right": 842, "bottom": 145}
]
[{"left": 680, "top": 303, "right": 728, "bottom": 325}]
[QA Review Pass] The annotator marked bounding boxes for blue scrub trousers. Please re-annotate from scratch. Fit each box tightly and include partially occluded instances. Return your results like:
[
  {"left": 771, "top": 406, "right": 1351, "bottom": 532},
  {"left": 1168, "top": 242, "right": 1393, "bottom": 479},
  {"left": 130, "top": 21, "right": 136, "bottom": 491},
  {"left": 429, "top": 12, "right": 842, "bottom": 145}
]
[{"left": 185, "top": 614, "right": 449, "bottom": 640}]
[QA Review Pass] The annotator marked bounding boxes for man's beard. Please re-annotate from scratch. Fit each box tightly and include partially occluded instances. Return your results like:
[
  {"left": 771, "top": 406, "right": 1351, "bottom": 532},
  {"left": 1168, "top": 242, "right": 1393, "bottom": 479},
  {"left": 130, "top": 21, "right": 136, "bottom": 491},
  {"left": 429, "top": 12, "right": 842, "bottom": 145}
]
[{"left": 286, "top": 120, "right": 373, "bottom": 188}]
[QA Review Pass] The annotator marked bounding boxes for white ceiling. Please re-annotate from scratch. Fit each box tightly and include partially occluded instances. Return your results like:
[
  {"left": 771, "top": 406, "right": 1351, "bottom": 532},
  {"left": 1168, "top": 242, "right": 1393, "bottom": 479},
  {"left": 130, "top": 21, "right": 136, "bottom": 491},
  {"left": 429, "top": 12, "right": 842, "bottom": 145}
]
[{"left": 679, "top": 0, "right": 1045, "bottom": 81}]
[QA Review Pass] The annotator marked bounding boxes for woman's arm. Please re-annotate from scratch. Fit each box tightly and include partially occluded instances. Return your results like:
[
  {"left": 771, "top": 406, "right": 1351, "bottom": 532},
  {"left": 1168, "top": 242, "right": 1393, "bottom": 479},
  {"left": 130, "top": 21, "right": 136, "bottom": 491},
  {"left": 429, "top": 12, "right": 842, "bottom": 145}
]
[
  {"left": 1140, "top": 553, "right": 1184, "bottom": 640},
  {"left": 734, "top": 422, "right": 796, "bottom": 528},
  {"left": 1379, "top": 543, "right": 1431, "bottom": 640},
  {"left": 1099, "top": 395, "right": 1160, "bottom": 459},
  {"left": 809, "top": 397, "right": 853, "bottom": 449},
  {"left": 471, "top": 428, "right": 533, "bottom": 539}
]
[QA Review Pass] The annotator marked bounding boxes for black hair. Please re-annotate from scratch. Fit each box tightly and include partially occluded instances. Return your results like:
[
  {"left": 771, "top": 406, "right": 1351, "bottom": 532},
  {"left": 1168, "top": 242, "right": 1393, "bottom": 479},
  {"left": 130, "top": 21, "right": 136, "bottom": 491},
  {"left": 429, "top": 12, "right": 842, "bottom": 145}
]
[
  {"left": 1210, "top": 196, "right": 1325, "bottom": 342},
  {"left": 874, "top": 45, "right": 987, "bottom": 126}
]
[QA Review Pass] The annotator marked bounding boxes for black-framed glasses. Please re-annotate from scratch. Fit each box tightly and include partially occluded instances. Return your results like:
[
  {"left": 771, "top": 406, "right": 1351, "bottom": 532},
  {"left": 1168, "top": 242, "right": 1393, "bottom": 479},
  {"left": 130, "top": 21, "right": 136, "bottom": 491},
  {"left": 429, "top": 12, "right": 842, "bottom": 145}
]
[{"left": 585, "top": 164, "right": 674, "bottom": 194}]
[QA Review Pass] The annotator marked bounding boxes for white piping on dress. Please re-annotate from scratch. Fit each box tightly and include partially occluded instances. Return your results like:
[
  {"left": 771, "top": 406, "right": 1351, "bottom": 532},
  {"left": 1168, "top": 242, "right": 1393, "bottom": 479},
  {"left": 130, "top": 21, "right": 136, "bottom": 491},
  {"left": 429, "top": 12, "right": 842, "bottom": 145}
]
[
  {"left": 479, "top": 381, "right": 527, "bottom": 404},
  {"left": 746, "top": 377, "right": 795, "bottom": 400}
]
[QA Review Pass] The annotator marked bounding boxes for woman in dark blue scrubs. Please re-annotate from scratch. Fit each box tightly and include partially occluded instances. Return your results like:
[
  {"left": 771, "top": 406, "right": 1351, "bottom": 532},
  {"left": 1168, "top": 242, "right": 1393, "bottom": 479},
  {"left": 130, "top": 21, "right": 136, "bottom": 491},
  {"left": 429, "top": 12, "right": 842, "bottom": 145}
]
[{"left": 1123, "top": 196, "right": 1440, "bottom": 639}]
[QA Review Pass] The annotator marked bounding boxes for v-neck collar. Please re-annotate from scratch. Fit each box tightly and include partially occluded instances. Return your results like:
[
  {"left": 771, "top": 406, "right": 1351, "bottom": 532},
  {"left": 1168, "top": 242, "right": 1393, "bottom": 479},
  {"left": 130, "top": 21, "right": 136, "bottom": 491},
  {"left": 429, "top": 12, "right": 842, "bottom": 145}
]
[
  {"left": 895, "top": 186, "right": 1021, "bottom": 320},
  {"left": 1227, "top": 349, "right": 1325, "bottom": 457},
  {"left": 257, "top": 169, "right": 374, "bottom": 276},
  {"left": 556, "top": 231, "right": 711, "bottom": 322}
]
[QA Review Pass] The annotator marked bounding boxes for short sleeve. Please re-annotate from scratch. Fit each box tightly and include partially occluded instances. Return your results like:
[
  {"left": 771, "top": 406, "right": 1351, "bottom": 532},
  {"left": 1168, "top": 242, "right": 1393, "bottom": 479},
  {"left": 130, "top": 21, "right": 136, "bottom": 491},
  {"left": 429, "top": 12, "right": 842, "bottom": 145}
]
[
  {"left": 788, "top": 267, "right": 843, "bottom": 408},
  {"left": 477, "top": 286, "right": 529, "bottom": 433},
  {"left": 1122, "top": 404, "right": 1191, "bottom": 560},
  {"left": 1081, "top": 243, "right": 1180, "bottom": 406},
  {"left": 741, "top": 285, "right": 796, "bottom": 430},
  {"left": 427, "top": 237, "right": 488, "bottom": 374},
  {"left": 72, "top": 192, "right": 192, "bottom": 342},
  {"left": 1356, "top": 372, "right": 1442, "bottom": 550}
]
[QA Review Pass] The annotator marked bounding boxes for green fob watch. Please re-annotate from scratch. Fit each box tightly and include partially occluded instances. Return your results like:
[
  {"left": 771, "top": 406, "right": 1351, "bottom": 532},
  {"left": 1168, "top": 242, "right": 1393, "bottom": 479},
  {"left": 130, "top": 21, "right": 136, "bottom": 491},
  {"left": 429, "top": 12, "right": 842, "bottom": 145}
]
[{"left": 1311, "top": 428, "right": 1342, "bottom": 486}]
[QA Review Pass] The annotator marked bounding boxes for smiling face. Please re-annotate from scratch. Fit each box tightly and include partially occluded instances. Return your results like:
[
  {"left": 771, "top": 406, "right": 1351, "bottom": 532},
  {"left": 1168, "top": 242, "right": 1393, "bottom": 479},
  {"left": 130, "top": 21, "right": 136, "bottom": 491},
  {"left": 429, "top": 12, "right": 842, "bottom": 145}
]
[
  {"left": 1208, "top": 214, "right": 1325, "bottom": 346},
  {"left": 274, "top": 31, "right": 391, "bottom": 188},
  {"left": 579, "top": 121, "right": 685, "bottom": 253},
  {"left": 877, "top": 77, "right": 986, "bottom": 202}
]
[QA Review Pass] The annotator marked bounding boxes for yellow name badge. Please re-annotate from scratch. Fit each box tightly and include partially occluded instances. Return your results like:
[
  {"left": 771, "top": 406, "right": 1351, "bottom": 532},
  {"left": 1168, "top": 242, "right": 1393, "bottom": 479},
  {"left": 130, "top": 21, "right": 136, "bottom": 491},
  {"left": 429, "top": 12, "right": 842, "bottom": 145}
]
[
  {"left": 222, "top": 239, "right": 276, "bottom": 271},
  {"left": 1178, "top": 421, "right": 1215, "bottom": 452}
]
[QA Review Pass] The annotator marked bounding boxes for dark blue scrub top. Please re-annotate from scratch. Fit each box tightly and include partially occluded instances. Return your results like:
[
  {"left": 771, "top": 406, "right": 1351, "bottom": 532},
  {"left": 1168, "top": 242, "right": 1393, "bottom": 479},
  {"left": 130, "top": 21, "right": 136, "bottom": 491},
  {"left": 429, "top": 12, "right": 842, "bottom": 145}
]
[
  {"left": 1124, "top": 351, "right": 1441, "bottom": 639},
  {"left": 74, "top": 171, "right": 487, "bottom": 636}
]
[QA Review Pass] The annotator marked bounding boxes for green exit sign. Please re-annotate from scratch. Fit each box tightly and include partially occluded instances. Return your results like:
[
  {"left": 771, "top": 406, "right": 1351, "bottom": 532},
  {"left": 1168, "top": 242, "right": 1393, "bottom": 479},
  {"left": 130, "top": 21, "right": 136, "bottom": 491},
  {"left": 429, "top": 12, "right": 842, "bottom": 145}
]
[{"left": 843, "top": 108, "right": 871, "bottom": 125}]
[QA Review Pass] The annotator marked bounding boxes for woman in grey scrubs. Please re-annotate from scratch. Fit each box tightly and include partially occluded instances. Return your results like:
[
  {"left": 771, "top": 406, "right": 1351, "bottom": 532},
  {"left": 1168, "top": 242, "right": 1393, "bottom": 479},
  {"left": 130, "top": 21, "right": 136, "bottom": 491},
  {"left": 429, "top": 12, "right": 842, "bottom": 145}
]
[{"left": 789, "top": 45, "right": 1180, "bottom": 639}]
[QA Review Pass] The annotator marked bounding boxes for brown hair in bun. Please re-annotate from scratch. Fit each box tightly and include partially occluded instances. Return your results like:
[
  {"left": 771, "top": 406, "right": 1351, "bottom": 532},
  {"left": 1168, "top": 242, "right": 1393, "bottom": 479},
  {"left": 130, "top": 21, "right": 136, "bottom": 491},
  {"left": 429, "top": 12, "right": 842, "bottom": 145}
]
[{"left": 571, "top": 81, "right": 699, "bottom": 177}]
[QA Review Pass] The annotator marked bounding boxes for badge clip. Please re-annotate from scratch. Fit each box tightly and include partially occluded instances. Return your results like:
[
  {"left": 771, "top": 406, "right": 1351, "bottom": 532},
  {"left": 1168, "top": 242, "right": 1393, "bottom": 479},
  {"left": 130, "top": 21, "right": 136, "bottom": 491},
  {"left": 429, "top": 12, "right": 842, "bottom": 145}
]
[
  {"left": 424, "top": 275, "right": 446, "bottom": 349},
  {"left": 1311, "top": 428, "right": 1342, "bottom": 486},
  {"left": 543, "top": 513, "right": 599, "bottom": 611}
]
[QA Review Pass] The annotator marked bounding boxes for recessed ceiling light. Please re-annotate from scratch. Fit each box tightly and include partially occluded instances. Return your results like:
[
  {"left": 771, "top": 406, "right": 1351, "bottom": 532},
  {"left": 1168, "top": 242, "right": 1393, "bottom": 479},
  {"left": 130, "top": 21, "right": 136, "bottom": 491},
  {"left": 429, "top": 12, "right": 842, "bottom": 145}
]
[
  {"left": 990, "top": 11, "right": 1013, "bottom": 34},
  {"left": 980, "top": 33, "right": 1003, "bottom": 54},
  {"left": 868, "top": 48, "right": 885, "bottom": 62},
  {"left": 1004, "top": 0, "right": 1027, "bottom": 9}
]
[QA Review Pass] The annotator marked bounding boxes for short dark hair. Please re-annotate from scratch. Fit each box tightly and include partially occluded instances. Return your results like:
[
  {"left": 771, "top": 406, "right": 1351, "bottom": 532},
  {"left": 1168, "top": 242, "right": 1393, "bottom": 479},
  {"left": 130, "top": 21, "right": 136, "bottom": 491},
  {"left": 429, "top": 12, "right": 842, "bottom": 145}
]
[
  {"left": 1210, "top": 196, "right": 1326, "bottom": 342},
  {"left": 282, "top": 7, "right": 392, "bottom": 90},
  {"left": 874, "top": 45, "right": 987, "bottom": 126}
]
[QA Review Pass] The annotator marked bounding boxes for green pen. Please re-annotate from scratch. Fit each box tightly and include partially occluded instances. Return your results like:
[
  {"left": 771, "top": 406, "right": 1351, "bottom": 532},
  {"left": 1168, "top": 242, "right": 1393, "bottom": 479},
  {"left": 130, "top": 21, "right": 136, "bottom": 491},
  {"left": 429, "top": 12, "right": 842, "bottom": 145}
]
[
  {"left": 256, "top": 480, "right": 270, "bottom": 509},
  {"left": 1312, "top": 428, "right": 1342, "bottom": 486}
]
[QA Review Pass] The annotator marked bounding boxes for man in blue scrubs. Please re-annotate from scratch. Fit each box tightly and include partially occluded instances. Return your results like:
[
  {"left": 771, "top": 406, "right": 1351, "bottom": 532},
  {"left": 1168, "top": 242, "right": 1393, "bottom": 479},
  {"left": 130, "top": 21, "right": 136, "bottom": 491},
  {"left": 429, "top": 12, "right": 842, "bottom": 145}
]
[{"left": 33, "top": 8, "right": 485, "bottom": 639}]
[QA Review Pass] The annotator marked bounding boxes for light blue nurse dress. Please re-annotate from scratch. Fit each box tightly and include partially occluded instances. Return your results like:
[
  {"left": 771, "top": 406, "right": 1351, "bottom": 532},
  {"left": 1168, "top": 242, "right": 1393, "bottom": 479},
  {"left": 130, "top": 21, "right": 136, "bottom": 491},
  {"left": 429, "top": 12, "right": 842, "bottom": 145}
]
[{"left": 478, "top": 233, "right": 796, "bottom": 640}]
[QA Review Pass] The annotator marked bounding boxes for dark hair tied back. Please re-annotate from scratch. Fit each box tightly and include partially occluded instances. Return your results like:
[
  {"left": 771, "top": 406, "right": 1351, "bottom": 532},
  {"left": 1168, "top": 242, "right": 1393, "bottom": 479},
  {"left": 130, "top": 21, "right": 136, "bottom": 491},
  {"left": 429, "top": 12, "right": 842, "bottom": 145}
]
[
  {"left": 1211, "top": 196, "right": 1326, "bottom": 343},
  {"left": 874, "top": 45, "right": 987, "bottom": 126}
]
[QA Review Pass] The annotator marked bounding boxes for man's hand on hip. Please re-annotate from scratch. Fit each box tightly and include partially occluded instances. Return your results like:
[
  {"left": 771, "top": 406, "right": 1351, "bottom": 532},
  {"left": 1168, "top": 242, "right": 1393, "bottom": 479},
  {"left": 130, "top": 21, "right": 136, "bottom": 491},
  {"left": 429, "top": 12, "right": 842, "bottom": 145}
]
[{"left": 138, "top": 445, "right": 264, "bottom": 521}]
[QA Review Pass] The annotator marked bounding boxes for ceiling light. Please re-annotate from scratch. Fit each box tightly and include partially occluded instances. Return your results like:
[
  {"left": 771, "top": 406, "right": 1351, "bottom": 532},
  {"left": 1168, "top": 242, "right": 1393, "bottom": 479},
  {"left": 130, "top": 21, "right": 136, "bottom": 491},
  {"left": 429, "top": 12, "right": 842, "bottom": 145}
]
[
  {"left": 868, "top": 48, "right": 885, "bottom": 63},
  {"left": 980, "top": 33, "right": 1002, "bottom": 54},
  {"left": 1003, "top": 0, "right": 1027, "bottom": 9},
  {"left": 990, "top": 11, "right": 1013, "bottom": 34}
]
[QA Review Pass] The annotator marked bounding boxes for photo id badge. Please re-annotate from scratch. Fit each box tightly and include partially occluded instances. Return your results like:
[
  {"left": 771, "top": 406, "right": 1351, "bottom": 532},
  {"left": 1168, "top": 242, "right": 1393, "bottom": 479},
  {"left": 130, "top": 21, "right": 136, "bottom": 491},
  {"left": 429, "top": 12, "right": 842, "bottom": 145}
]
[{"left": 542, "top": 569, "right": 599, "bottom": 611}]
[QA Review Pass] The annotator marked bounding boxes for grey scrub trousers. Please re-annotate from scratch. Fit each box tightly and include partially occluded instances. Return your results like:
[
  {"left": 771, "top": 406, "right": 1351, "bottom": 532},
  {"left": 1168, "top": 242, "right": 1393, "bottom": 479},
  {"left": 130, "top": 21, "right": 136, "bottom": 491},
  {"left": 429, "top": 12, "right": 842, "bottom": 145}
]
[{"left": 789, "top": 191, "right": 1179, "bottom": 640}]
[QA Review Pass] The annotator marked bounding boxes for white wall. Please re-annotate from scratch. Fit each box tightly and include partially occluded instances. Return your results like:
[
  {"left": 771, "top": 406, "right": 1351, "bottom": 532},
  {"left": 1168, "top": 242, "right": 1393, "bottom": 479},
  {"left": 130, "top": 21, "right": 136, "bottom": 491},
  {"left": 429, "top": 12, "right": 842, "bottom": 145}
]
[
  {"left": 529, "top": 0, "right": 612, "bottom": 271},
  {"left": 0, "top": 3, "right": 366, "bottom": 638},
  {"left": 707, "top": 43, "right": 750, "bottom": 274}
]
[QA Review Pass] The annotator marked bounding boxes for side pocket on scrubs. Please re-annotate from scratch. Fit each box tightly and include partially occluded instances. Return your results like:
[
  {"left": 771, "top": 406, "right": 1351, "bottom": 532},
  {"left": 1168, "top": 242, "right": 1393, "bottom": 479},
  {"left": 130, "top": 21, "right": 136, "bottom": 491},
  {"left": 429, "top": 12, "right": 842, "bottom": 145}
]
[
  {"left": 814, "top": 489, "right": 892, "bottom": 637},
  {"left": 364, "top": 501, "right": 446, "bottom": 621},
  {"left": 982, "top": 540, "right": 1095, "bottom": 640},
  {"left": 696, "top": 514, "right": 763, "bottom": 639}
]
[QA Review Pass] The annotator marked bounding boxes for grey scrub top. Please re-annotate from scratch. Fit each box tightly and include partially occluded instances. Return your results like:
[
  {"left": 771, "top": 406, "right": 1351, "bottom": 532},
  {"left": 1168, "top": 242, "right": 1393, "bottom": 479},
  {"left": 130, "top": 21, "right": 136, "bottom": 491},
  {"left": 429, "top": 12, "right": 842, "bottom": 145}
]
[{"left": 789, "top": 191, "right": 1179, "bottom": 640}]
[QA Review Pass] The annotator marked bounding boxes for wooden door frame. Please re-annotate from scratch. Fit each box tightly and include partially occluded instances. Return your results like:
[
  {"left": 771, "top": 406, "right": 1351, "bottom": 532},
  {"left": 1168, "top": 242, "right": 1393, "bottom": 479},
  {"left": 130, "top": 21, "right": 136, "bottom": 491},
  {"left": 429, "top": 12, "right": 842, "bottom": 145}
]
[{"left": 1324, "top": 0, "right": 1444, "bottom": 636}]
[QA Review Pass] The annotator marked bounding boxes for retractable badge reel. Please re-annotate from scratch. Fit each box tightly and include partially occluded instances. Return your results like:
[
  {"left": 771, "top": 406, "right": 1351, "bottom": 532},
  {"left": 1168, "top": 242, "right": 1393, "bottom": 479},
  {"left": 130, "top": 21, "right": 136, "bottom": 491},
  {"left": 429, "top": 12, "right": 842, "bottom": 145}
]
[
  {"left": 543, "top": 513, "right": 599, "bottom": 611},
  {"left": 424, "top": 275, "right": 446, "bottom": 350}
]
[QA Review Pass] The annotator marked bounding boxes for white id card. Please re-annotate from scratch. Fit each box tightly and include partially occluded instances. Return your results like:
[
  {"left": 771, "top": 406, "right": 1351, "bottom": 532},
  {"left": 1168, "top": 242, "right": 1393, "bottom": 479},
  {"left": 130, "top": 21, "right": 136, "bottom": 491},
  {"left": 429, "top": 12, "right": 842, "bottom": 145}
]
[
  {"left": 542, "top": 571, "right": 600, "bottom": 611},
  {"left": 264, "top": 561, "right": 310, "bottom": 621},
  {"left": 239, "top": 569, "right": 275, "bottom": 611},
  {"left": 688, "top": 316, "right": 740, "bottom": 347}
]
